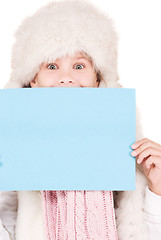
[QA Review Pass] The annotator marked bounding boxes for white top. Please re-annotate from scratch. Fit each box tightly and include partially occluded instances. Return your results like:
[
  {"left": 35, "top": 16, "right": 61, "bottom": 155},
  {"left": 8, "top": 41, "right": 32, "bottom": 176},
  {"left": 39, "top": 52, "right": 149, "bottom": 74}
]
[
  {"left": 0, "top": 188, "right": 161, "bottom": 240},
  {"left": 144, "top": 186, "right": 161, "bottom": 237},
  {"left": 0, "top": 191, "right": 17, "bottom": 240}
]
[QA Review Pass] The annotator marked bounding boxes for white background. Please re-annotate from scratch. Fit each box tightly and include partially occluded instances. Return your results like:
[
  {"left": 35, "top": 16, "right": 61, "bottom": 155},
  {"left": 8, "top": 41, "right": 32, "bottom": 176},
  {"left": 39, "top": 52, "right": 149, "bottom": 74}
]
[{"left": 0, "top": 0, "right": 161, "bottom": 144}]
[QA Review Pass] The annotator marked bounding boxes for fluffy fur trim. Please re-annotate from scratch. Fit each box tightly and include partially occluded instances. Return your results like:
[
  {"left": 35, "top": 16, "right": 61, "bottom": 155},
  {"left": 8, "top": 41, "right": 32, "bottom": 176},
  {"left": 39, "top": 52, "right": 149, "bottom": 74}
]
[
  {"left": 15, "top": 191, "right": 47, "bottom": 240},
  {"left": 4, "top": 0, "right": 119, "bottom": 89}
]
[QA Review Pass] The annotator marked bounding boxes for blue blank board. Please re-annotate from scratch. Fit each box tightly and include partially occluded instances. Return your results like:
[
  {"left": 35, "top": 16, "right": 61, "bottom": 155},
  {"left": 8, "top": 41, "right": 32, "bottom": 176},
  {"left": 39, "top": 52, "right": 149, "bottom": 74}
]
[{"left": 0, "top": 88, "right": 135, "bottom": 191}]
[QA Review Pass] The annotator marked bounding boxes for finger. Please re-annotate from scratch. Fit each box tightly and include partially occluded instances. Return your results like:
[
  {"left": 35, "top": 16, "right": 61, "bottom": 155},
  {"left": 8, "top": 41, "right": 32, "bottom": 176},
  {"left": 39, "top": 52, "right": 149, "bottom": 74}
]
[
  {"left": 141, "top": 157, "right": 153, "bottom": 176},
  {"left": 131, "top": 138, "right": 150, "bottom": 149},
  {"left": 132, "top": 138, "right": 161, "bottom": 150},
  {"left": 131, "top": 141, "right": 161, "bottom": 157},
  {"left": 137, "top": 147, "right": 161, "bottom": 164},
  {"left": 145, "top": 156, "right": 161, "bottom": 169}
]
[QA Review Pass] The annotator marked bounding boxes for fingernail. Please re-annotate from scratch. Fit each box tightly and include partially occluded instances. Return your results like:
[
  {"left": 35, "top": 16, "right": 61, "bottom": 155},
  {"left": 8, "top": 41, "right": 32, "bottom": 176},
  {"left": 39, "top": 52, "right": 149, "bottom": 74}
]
[
  {"left": 131, "top": 151, "right": 137, "bottom": 156},
  {"left": 131, "top": 143, "right": 136, "bottom": 149},
  {"left": 137, "top": 158, "right": 141, "bottom": 164}
]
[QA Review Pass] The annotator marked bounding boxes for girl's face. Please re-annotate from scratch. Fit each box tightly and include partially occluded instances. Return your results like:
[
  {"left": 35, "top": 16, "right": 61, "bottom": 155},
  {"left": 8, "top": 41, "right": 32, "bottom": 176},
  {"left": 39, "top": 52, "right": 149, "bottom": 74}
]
[{"left": 30, "top": 52, "right": 99, "bottom": 88}]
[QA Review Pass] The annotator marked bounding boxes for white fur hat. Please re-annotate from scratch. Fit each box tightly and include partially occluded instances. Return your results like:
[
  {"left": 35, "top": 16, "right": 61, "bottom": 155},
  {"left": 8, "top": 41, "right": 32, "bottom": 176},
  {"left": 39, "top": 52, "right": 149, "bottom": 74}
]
[{"left": 5, "top": 0, "right": 121, "bottom": 88}]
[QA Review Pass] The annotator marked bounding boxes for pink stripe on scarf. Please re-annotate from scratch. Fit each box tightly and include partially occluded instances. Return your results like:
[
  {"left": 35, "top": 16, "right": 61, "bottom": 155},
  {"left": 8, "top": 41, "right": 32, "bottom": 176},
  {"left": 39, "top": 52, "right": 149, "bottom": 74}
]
[{"left": 41, "top": 190, "right": 118, "bottom": 240}]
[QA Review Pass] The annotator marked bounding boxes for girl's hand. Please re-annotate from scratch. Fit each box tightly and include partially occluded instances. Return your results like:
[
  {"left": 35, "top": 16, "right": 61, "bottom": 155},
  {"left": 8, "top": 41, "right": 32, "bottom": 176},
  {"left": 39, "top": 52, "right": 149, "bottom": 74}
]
[{"left": 131, "top": 138, "right": 161, "bottom": 196}]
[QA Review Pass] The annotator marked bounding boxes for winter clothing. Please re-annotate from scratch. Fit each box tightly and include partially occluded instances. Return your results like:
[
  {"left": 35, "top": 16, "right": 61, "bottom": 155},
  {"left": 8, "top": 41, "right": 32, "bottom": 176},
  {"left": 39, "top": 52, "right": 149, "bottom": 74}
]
[
  {"left": 144, "top": 186, "right": 161, "bottom": 237},
  {"left": 2, "top": 0, "right": 161, "bottom": 239},
  {"left": 41, "top": 190, "right": 118, "bottom": 240},
  {"left": 5, "top": 0, "right": 119, "bottom": 89},
  {"left": 1, "top": 188, "right": 161, "bottom": 240},
  {"left": 0, "top": 191, "right": 17, "bottom": 240}
]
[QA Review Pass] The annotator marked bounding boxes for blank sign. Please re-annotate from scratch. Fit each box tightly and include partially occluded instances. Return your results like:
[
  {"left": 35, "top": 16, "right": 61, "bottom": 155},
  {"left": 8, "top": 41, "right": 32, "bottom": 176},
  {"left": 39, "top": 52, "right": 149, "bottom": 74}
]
[{"left": 0, "top": 88, "right": 135, "bottom": 191}]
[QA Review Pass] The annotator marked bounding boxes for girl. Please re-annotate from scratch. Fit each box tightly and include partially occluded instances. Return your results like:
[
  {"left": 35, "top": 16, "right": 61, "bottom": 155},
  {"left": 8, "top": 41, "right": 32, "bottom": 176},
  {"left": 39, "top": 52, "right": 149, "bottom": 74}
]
[{"left": 1, "top": 1, "right": 161, "bottom": 239}]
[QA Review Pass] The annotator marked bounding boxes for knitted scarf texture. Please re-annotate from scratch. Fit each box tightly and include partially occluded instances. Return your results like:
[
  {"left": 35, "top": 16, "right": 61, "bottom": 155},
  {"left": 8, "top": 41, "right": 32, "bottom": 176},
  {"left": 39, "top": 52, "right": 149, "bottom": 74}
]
[{"left": 41, "top": 190, "right": 118, "bottom": 240}]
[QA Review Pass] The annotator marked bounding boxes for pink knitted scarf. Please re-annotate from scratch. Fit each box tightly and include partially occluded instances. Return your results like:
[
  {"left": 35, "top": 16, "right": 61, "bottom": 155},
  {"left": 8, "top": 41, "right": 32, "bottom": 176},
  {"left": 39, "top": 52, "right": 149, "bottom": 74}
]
[{"left": 41, "top": 190, "right": 118, "bottom": 240}]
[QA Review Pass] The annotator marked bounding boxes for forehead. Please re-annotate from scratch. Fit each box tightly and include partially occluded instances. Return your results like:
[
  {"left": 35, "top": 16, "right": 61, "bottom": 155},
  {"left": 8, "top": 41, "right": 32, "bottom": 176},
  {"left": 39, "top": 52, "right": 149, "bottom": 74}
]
[
  {"left": 59, "top": 51, "right": 91, "bottom": 61},
  {"left": 72, "top": 51, "right": 89, "bottom": 59},
  {"left": 41, "top": 52, "right": 92, "bottom": 68}
]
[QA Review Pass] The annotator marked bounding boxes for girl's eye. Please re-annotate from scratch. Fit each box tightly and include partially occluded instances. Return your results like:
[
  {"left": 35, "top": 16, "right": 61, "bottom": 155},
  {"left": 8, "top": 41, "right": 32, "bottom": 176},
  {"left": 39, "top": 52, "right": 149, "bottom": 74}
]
[
  {"left": 47, "top": 64, "right": 58, "bottom": 70},
  {"left": 74, "top": 64, "right": 84, "bottom": 70}
]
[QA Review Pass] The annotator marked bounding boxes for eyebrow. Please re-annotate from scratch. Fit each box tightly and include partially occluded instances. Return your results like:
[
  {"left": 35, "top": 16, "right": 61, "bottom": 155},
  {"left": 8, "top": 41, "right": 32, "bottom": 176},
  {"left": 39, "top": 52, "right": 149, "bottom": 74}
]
[
  {"left": 75, "top": 56, "right": 91, "bottom": 62},
  {"left": 75, "top": 56, "right": 87, "bottom": 59},
  {"left": 47, "top": 55, "right": 91, "bottom": 64}
]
